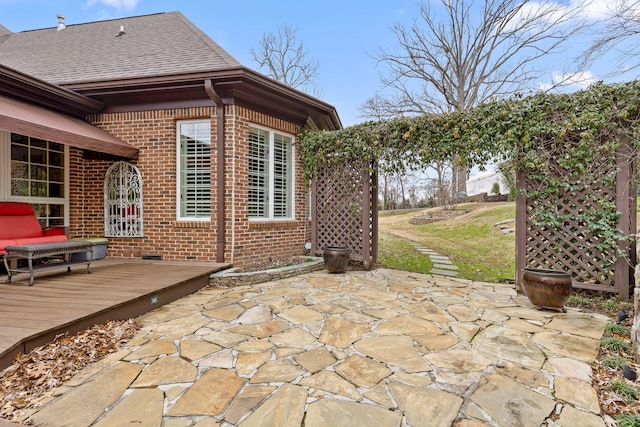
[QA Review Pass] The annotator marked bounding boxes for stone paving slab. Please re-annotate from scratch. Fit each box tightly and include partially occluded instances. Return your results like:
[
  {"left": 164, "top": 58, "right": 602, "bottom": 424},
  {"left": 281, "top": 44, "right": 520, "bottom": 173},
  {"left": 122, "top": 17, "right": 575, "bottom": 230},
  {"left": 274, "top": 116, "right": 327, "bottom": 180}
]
[
  {"left": 430, "top": 268, "right": 460, "bottom": 277},
  {"left": 21, "top": 269, "right": 610, "bottom": 427},
  {"left": 429, "top": 255, "right": 452, "bottom": 262},
  {"left": 434, "top": 263, "right": 459, "bottom": 270},
  {"left": 410, "top": 242, "right": 460, "bottom": 277}
]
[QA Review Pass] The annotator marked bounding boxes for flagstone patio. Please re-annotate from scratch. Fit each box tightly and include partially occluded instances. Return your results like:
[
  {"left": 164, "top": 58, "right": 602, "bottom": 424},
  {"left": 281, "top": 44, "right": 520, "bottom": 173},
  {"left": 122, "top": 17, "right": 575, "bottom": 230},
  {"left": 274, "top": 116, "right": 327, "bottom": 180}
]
[{"left": 23, "top": 268, "right": 610, "bottom": 427}]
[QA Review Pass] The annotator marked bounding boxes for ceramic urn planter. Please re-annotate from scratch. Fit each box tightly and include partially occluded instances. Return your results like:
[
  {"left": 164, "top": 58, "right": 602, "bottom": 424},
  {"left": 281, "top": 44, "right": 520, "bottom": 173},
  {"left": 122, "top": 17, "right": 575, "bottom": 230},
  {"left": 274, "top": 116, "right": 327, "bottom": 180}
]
[
  {"left": 521, "top": 268, "right": 572, "bottom": 312},
  {"left": 323, "top": 246, "right": 350, "bottom": 273}
]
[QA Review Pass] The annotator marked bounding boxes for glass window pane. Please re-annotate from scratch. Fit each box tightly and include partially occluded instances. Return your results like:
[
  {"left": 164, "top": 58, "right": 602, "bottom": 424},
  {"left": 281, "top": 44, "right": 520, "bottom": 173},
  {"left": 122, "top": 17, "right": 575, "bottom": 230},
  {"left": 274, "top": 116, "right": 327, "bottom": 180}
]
[
  {"left": 30, "top": 148, "right": 46, "bottom": 164},
  {"left": 273, "top": 134, "right": 292, "bottom": 218},
  {"left": 49, "top": 204, "right": 63, "bottom": 217},
  {"left": 11, "top": 161, "right": 29, "bottom": 196},
  {"left": 11, "top": 161, "right": 28, "bottom": 180},
  {"left": 9, "top": 134, "right": 67, "bottom": 224},
  {"left": 31, "top": 164, "right": 46, "bottom": 181},
  {"left": 32, "top": 203, "right": 64, "bottom": 227},
  {"left": 11, "top": 144, "right": 28, "bottom": 162},
  {"left": 31, "top": 181, "right": 46, "bottom": 197},
  {"left": 31, "top": 138, "right": 47, "bottom": 149},
  {"left": 11, "top": 179, "right": 29, "bottom": 196},
  {"left": 49, "top": 167, "right": 63, "bottom": 182},
  {"left": 248, "top": 128, "right": 269, "bottom": 218},
  {"left": 50, "top": 151, "right": 63, "bottom": 167},
  {"left": 179, "top": 121, "right": 211, "bottom": 218},
  {"left": 248, "top": 127, "right": 293, "bottom": 220},
  {"left": 50, "top": 142, "right": 64, "bottom": 152},
  {"left": 49, "top": 183, "right": 63, "bottom": 198},
  {"left": 11, "top": 133, "right": 28, "bottom": 144}
]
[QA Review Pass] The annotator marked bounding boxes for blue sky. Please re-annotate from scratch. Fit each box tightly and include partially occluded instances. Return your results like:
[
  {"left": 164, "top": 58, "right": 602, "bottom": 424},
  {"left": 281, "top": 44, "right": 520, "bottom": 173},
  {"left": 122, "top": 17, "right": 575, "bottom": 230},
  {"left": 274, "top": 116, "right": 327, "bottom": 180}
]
[
  {"left": 0, "top": 0, "right": 419, "bottom": 126},
  {"left": 0, "top": 0, "right": 633, "bottom": 128}
]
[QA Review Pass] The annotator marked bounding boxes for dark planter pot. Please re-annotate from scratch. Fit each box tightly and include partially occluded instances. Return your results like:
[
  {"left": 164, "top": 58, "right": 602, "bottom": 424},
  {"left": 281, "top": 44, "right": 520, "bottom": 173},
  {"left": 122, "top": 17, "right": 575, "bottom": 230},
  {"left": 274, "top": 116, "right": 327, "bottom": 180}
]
[
  {"left": 323, "top": 246, "right": 350, "bottom": 273},
  {"left": 521, "top": 268, "right": 572, "bottom": 311}
]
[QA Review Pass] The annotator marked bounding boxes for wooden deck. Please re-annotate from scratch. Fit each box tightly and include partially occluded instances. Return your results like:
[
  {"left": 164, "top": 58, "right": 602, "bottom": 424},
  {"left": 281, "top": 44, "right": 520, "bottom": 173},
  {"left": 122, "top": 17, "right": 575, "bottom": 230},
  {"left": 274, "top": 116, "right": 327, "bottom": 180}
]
[{"left": 0, "top": 258, "right": 230, "bottom": 370}]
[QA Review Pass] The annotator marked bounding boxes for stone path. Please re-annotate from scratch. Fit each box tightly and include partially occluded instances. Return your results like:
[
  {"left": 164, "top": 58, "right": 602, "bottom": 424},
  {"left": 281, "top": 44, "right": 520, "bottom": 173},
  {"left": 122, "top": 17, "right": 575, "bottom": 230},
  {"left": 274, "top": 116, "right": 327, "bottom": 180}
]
[
  {"left": 22, "top": 269, "right": 610, "bottom": 427},
  {"left": 412, "top": 243, "right": 459, "bottom": 277}
]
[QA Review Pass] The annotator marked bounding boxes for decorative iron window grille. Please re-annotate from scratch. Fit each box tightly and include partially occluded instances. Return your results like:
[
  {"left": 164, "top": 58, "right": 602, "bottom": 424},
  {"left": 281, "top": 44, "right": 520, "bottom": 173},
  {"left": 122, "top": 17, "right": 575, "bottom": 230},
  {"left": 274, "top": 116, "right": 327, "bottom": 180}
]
[{"left": 104, "top": 161, "right": 143, "bottom": 237}]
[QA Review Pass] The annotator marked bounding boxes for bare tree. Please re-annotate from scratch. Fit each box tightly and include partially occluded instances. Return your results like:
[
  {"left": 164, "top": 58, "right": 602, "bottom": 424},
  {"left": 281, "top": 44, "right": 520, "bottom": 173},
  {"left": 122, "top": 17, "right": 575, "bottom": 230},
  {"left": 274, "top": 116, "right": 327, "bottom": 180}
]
[
  {"left": 365, "top": 0, "right": 585, "bottom": 194},
  {"left": 580, "top": 0, "right": 640, "bottom": 76},
  {"left": 250, "top": 25, "right": 322, "bottom": 97}
]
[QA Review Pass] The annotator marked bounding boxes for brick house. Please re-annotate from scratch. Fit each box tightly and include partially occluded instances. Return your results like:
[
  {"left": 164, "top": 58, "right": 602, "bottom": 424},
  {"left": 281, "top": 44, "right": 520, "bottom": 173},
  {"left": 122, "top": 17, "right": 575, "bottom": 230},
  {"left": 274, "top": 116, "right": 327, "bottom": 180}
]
[{"left": 0, "top": 12, "right": 341, "bottom": 267}]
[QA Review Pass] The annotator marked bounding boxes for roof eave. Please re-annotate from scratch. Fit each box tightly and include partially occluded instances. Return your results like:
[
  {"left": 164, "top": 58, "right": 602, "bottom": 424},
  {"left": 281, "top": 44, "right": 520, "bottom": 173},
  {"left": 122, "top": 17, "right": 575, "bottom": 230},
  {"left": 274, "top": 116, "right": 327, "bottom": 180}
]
[
  {"left": 62, "top": 67, "right": 342, "bottom": 130},
  {"left": 234, "top": 67, "right": 343, "bottom": 130},
  {"left": 0, "top": 65, "right": 104, "bottom": 117}
]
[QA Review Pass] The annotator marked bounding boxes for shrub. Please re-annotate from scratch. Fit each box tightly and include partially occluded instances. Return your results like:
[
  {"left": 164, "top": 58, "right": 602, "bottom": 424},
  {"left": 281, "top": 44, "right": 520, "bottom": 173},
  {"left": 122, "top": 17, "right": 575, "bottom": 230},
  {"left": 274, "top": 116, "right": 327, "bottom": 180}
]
[
  {"left": 604, "top": 299, "right": 621, "bottom": 312},
  {"left": 617, "top": 414, "right": 640, "bottom": 427},
  {"left": 611, "top": 380, "right": 639, "bottom": 402},
  {"left": 604, "top": 323, "right": 628, "bottom": 335},
  {"left": 602, "top": 337, "right": 631, "bottom": 352},
  {"left": 603, "top": 356, "right": 628, "bottom": 369},
  {"left": 567, "top": 294, "right": 591, "bottom": 307}
]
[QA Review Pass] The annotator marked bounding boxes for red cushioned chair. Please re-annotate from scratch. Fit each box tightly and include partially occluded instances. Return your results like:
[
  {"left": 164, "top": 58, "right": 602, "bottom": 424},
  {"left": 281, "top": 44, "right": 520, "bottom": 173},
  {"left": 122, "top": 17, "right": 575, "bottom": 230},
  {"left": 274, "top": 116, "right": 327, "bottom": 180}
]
[{"left": 0, "top": 202, "right": 68, "bottom": 256}]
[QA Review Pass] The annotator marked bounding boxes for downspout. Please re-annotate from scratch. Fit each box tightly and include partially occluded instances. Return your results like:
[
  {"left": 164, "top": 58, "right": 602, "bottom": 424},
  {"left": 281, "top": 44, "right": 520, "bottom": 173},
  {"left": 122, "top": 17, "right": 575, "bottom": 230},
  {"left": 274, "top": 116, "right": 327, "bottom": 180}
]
[{"left": 204, "top": 80, "right": 226, "bottom": 264}]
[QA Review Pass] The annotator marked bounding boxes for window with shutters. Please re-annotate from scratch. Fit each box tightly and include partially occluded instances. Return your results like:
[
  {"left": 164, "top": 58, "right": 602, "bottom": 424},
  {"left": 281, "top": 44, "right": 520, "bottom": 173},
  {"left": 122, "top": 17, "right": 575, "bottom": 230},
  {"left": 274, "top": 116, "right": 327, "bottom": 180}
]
[
  {"left": 248, "top": 125, "right": 294, "bottom": 220},
  {"left": 104, "top": 161, "right": 143, "bottom": 237},
  {"left": 177, "top": 120, "right": 211, "bottom": 220}
]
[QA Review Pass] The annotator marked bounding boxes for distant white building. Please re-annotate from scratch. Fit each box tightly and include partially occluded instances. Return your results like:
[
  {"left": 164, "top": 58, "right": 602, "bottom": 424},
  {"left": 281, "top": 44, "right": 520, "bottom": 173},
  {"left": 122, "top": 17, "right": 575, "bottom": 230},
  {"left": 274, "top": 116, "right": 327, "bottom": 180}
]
[{"left": 466, "top": 168, "right": 509, "bottom": 196}]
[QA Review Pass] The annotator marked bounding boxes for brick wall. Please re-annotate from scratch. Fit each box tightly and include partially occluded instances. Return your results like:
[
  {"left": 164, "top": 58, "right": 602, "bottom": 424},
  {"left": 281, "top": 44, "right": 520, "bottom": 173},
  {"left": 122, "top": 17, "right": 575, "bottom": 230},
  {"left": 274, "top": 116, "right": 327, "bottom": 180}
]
[
  {"left": 72, "top": 106, "right": 310, "bottom": 267},
  {"left": 228, "top": 106, "right": 311, "bottom": 266}
]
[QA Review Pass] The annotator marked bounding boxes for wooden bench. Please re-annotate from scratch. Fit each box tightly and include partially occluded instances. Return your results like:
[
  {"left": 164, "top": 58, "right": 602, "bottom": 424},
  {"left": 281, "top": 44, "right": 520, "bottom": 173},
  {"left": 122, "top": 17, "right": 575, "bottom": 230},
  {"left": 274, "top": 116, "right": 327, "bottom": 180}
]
[{"left": 3, "top": 241, "right": 93, "bottom": 286}]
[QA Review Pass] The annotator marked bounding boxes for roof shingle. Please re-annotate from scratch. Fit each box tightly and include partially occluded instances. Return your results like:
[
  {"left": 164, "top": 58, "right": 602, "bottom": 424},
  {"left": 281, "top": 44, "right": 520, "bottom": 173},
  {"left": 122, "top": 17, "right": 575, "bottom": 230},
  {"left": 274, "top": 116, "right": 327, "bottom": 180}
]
[{"left": 0, "top": 12, "right": 241, "bottom": 85}]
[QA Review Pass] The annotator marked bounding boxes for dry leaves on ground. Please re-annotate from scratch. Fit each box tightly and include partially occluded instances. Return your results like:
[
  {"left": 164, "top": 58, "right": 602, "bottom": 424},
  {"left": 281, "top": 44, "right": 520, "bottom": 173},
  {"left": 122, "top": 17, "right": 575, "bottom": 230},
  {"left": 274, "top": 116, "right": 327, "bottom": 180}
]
[
  {"left": 592, "top": 323, "right": 640, "bottom": 421},
  {"left": 0, "top": 319, "right": 139, "bottom": 422}
]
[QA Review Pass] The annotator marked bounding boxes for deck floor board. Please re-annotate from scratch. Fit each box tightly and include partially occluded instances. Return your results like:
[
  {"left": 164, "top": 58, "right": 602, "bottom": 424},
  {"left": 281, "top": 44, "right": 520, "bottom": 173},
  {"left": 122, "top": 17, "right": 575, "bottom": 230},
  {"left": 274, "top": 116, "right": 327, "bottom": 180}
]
[{"left": 0, "top": 259, "right": 228, "bottom": 369}]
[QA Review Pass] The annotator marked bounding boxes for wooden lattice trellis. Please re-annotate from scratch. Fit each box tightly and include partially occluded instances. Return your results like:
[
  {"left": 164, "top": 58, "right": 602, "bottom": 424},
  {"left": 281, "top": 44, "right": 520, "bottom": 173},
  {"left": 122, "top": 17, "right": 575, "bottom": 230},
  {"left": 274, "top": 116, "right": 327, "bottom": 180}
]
[
  {"left": 311, "top": 161, "right": 377, "bottom": 268},
  {"left": 516, "top": 138, "right": 637, "bottom": 299}
]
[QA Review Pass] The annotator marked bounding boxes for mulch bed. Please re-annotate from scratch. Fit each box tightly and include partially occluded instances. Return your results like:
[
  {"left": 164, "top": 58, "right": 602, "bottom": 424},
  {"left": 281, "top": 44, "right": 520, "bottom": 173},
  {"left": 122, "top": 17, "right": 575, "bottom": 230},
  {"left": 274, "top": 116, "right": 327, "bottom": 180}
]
[
  {"left": 564, "top": 290, "right": 639, "bottom": 424},
  {"left": 234, "top": 255, "right": 318, "bottom": 273}
]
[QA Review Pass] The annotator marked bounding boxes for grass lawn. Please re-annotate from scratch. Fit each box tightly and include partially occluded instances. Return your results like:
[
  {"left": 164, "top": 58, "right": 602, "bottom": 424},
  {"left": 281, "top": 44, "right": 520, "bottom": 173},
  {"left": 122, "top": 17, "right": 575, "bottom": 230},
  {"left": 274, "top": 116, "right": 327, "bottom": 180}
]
[
  {"left": 378, "top": 202, "right": 516, "bottom": 282},
  {"left": 378, "top": 231, "right": 433, "bottom": 274}
]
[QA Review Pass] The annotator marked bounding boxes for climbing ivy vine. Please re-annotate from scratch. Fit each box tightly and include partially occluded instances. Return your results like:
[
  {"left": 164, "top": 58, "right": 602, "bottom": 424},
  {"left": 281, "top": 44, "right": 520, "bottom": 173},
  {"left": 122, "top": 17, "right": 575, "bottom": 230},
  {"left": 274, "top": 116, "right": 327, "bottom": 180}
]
[{"left": 299, "top": 81, "right": 640, "bottom": 268}]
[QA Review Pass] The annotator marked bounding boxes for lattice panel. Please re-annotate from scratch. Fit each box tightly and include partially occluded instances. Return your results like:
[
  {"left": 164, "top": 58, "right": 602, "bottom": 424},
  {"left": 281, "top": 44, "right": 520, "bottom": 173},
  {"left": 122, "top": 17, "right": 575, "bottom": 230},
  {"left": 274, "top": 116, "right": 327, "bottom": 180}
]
[
  {"left": 525, "top": 180, "right": 616, "bottom": 285},
  {"left": 312, "top": 161, "right": 377, "bottom": 267},
  {"left": 520, "top": 135, "right": 637, "bottom": 291}
]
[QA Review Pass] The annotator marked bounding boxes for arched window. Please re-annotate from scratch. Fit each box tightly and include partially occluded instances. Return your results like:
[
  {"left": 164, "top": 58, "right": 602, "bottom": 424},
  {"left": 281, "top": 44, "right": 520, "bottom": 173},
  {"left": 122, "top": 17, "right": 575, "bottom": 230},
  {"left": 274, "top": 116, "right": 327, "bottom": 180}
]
[{"left": 104, "top": 161, "right": 143, "bottom": 237}]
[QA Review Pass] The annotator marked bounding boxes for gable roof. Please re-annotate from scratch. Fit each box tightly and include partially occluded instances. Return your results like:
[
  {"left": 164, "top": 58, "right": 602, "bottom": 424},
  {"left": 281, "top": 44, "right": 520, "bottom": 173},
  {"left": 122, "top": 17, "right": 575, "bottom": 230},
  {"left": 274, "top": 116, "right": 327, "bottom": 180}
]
[{"left": 0, "top": 12, "right": 240, "bottom": 85}]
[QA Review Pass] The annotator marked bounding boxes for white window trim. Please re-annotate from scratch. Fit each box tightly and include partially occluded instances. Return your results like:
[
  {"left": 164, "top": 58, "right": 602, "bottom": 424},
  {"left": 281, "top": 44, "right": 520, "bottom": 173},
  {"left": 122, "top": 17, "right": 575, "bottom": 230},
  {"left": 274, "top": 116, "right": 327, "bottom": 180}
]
[
  {"left": 0, "top": 130, "right": 70, "bottom": 226},
  {"left": 176, "top": 119, "right": 212, "bottom": 221},
  {"left": 0, "top": 131, "right": 9, "bottom": 199},
  {"left": 248, "top": 124, "right": 296, "bottom": 222}
]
